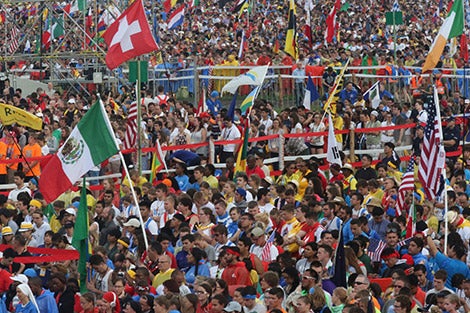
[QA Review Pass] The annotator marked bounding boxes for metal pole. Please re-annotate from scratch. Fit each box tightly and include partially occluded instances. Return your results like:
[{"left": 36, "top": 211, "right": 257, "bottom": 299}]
[{"left": 136, "top": 61, "right": 142, "bottom": 176}]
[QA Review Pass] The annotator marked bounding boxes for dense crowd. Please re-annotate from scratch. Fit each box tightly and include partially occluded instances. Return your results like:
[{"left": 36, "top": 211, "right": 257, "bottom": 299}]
[{"left": 0, "top": 0, "right": 469, "bottom": 313}]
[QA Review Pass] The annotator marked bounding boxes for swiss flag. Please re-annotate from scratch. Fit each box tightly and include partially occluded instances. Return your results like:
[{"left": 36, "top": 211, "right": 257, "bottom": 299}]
[{"left": 103, "top": 0, "right": 159, "bottom": 69}]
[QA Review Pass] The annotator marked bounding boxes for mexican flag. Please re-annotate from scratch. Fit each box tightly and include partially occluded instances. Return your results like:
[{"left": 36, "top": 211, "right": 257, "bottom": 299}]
[{"left": 39, "top": 100, "right": 119, "bottom": 203}]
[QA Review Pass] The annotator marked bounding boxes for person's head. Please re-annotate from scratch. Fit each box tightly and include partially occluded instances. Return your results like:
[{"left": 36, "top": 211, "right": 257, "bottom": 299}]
[
  {"left": 80, "top": 292, "right": 96, "bottom": 311},
  {"left": 353, "top": 275, "right": 370, "bottom": 292},
  {"left": 260, "top": 271, "right": 280, "bottom": 291},
  {"left": 122, "top": 300, "right": 142, "bottom": 313},
  {"left": 414, "top": 264, "right": 427, "bottom": 285},
  {"left": 300, "top": 269, "right": 318, "bottom": 289},
  {"left": 211, "top": 294, "right": 229, "bottom": 313},
  {"left": 434, "top": 270, "right": 448, "bottom": 291},
  {"left": 294, "top": 295, "right": 313, "bottom": 313},
  {"left": 158, "top": 254, "right": 172, "bottom": 272},
  {"left": 195, "top": 283, "right": 212, "bottom": 305},
  {"left": 265, "top": 287, "right": 284, "bottom": 310},
  {"left": 89, "top": 254, "right": 108, "bottom": 274},
  {"left": 394, "top": 295, "right": 412, "bottom": 313},
  {"left": 408, "top": 237, "right": 424, "bottom": 256},
  {"left": 49, "top": 273, "right": 67, "bottom": 293}
]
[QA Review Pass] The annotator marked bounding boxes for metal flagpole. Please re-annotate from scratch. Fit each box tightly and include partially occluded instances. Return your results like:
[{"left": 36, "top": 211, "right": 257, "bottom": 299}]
[
  {"left": 97, "top": 94, "right": 149, "bottom": 251},
  {"left": 433, "top": 85, "right": 448, "bottom": 254},
  {"left": 136, "top": 61, "right": 142, "bottom": 175}
]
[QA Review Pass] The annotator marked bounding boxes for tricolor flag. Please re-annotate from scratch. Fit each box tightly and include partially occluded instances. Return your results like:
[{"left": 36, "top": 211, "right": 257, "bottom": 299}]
[
  {"left": 327, "top": 114, "right": 342, "bottom": 167},
  {"left": 233, "top": 0, "right": 249, "bottom": 16},
  {"left": 325, "top": 0, "right": 341, "bottom": 43},
  {"left": 422, "top": 0, "right": 464, "bottom": 72},
  {"left": 418, "top": 86, "right": 446, "bottom": 199},
  {"left": 363, "top": 81, "right": 381, "bottom": 109},
  {"left": 64, "top": 0, "right": 86, "bottom": 15},
  {"left": 240, "top": 86, "right": 260, "bottom": 115},
  {"left": 302, "top": 75, "right": 319, "bottom": 110},
  {"left": 284, "top": 0, "right": 297, "bottom": 59},
  {"left": 167, "top": 5, "right": 185, "bottom": 30},
  {"left": 39, "top": 100, "right": 119, "bottom": 203},
  {"left": 221, "top": 65, "right": 269, "bottom": 94},
  {"left": 189, "top": 0, "right": 200, "bottom": 8}
]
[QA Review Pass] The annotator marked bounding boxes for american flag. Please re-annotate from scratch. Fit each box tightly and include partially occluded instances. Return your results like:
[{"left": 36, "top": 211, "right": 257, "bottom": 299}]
[
  {"left": 261, "top": 231, "right": 276, "bottom": 262},
  {"left": 396, "top": 156, "right": 415, "bottom": 216},
  {"left": 397, "top": 237, "right": 412, "bottom": 247},
  {"left": 392, "top": 0, "right": 401, "bottom": 11},
  {"left": 123, "top": 102, "right": 138, "bottom": 150},
  {"left": 367, "top": 237, "right": 387, "bottom": 262},
  {"left": 8, "top": 27, "right": 20, "bottom": 55},
  {"left": 418, "top": 86, "right": 446, "bottom": 199}
]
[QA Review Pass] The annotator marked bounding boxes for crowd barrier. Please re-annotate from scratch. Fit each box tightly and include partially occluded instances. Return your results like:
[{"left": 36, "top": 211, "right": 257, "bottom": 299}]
[{"left": 0, "top": 122, "right": 464, "bottom": 192}]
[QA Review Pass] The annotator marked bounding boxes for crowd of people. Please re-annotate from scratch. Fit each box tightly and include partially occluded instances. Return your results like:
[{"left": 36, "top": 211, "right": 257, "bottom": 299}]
[{"left": 0, "top": 0, "right": 469, "bottom": 313}]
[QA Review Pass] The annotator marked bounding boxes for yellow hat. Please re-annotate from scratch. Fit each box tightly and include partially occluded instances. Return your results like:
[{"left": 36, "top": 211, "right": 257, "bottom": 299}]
[
  {"left": 29, "top": 199, "right": 42, "bottom": 208},
  {"left": 2, "top": 227, "right": 13, "bottom": 236},
  {"left": 18, "top": 222, "right": 34, "bottom": 232}
]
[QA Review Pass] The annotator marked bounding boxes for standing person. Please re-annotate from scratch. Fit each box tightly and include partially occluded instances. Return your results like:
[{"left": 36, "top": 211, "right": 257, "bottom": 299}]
[
  {"left": 50, "top": 273, "right": 75, "bottom": 313},
  {"left": 308, "top": 113, "right": 326, "bottom": 155},
  {"left": 21, "top": 133, "right": 42, "bottom": 182},
  {"left": 28, "top": 276, "right": 58, "bottom": 313},
  {"left": 293, "top": 62, "right": 306, "bottom": 106},
  {"left": 219, "top": 115, "right": 241, "bottom": 163}
]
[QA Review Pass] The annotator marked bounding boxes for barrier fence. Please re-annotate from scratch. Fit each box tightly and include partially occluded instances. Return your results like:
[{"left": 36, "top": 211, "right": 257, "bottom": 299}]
[{"left": 0, "top": 122, "right": 464, "bottom": 192}]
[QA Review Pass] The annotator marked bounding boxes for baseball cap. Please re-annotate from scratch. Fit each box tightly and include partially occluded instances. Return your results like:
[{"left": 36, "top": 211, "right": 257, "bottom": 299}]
[
  {"left": 123, "top": 218, "right": 141, "bottom": 228},
  {"left": 65, "top": 208, "right": 76, "bottom": 216},
  {"left": 224, "top": 302, "right": 242, "bottom": 313},
  {"left": 250, "top": 227, "right": 264, "bottom": 238},
  {"left": 236, "top": 188, "right": 247, "bottom": 198}
]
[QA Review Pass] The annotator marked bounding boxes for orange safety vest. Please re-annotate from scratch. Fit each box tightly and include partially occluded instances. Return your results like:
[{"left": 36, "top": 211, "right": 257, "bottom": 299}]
[
  {"left": 411, "top": 76, "right": 423, "bottom": 97},
  {"left": 436, "top": 78, "right": 445, "bottom": 95}
]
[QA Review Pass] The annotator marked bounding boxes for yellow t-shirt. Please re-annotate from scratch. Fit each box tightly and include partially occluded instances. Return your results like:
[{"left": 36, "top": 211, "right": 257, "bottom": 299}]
[{"left": 152, "top": 268, "right": 175, "bottom": 288}]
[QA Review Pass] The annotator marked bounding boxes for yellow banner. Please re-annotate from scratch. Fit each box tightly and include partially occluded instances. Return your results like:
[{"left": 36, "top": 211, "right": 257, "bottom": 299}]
[{"left": 0, "top": 103, "right": 43, "bottom": 130}]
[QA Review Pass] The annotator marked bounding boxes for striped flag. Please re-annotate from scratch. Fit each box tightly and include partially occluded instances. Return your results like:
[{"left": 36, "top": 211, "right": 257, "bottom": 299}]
[
  {"left": 150, "top": 141, "right": 166, "bottom": 183},
  {"left": 284, "top": 0, "right": 297, "bottom": 59},
  {"left": 123, "top": 102, "right": 138, "bottom": 150},
  {"left": 196, "top": 88, "right": 207, "bottom": 117},
  {"left": 234, "top": 119, "right": 249, "bottom": 175},
  {"left": 367, "top": 237, "right": 387, "bottom": 262},
  {"left": 422, "top": 0, "right": 464, "bottom": 72},
  {"left": 261, "top": 231, "right": 276, "bottom": 262},
  {"left": 302, "top": 75, "right": 319, "bottom": 110},
  {"left": 8, "top": 27, "right": 20, "bottom": 55},
  {"left": 238, "top": 30, "right": 248, "bottom": 59},
  {"left": 396, "top": 156, "right": 415, "bottom": 216},
  {"left": 240, "top": 86, "right": 259, "bottom": 115},
  {"left": 418, "top": 86, "right": 446, "bottom": 199}
]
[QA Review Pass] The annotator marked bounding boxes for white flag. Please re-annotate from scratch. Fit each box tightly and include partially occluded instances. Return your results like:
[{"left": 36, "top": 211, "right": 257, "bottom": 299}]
[
  {"left": 221, "top": 65, "right": 269, "bottom": 94},
  {"left": 363, "top": 81, "right": 381, "bottom": 109},
  {"left": 327, "top": 114, "right": 342, "bottom": 166}
]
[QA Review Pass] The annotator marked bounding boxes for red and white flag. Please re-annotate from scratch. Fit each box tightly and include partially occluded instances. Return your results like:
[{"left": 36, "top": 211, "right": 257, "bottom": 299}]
[
  {"left": 324, "top": 0, "right": 340, "bottom": 43},
  {"left": 197, "top": 88, "right": 207, "bottom": 117},
  {"left": 123, "top": 101, "right": 138, "bottom": 150},
  {"left": 261, "top": 231, "right": 276, "bottom": 262},
  {"left": 8, "top": 27, "right": 20, "bottom": 55},
  {"left": 418, "top": 86, "right": 446, "bottom": 199},
  {"left": 103, "top": 0, "right": 159, "bottom": 69},
  {"left": 396, "top": 156, "right": 415, "bottom": 216}
]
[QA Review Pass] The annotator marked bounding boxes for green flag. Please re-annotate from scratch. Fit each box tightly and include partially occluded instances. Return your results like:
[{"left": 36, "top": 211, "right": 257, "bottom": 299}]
[
  {"left": 71, "top": 178, "right": 89, "bottom": 293},
  {"left": 51, "top": 16, "right": 64, "bottom": 39}
]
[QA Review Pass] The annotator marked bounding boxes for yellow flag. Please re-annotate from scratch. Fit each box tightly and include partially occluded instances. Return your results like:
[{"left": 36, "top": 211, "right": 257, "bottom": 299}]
[
  {"left": 284, "top": 0, "right": 297, "bottom": 59},
  {"left": 0, "top": 103, "right": 43, "bottom": 130}
]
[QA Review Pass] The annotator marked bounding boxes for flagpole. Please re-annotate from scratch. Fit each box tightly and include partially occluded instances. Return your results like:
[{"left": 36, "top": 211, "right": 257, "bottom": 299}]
[
  {"left": 434, "top": 85, "right": 448, "bottom": 254},
  {"left": 97, "top": 95, "right": 149, "bottom": 251},
  {"left": 136, "top": 60, "right": 142, "bottom": 175}
]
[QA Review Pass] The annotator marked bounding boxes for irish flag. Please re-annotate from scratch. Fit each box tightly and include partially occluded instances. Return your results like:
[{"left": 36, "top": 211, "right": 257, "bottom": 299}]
[
  {"left": 39, "top": 100, "right": 119, "bottom": 203},
  {"left": 422, "top": 0, "right": 464, "bottom": 72}
]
